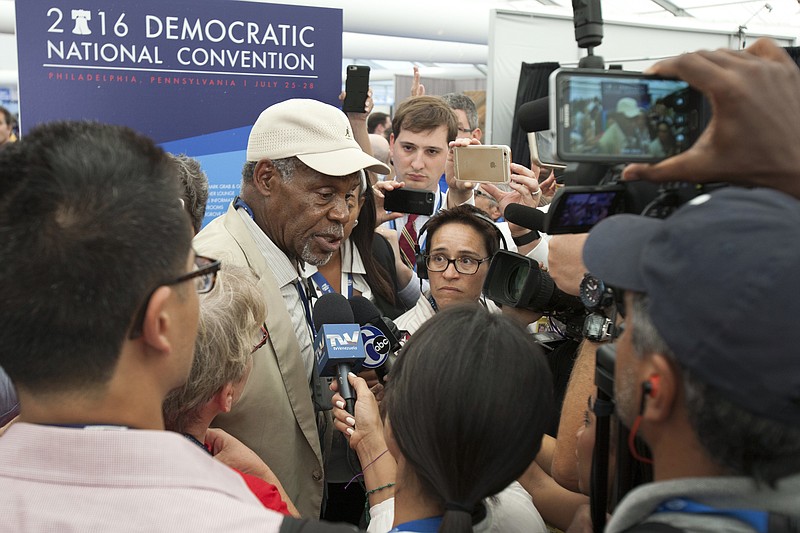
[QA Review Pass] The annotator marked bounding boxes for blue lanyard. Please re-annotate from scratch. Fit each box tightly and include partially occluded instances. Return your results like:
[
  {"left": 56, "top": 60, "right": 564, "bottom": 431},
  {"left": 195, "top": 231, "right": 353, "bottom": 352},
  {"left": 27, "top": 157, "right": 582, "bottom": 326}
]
[
  {"left": 183, "top": 433, "right": 213, "bottom": 456},
  {"left": 655, "top": 498, "right": 769, "bottom": 533},
  {"left": 296, "top": 280, "right": 315, "bottom": 333},
  {"left": 389, "top": 516, "right": 442, "bottom": 532},
  {"left": 310, "top": 271, "right": 353, "bottom": 299},
  {"left": 233, "top": 196, "right": 254, "bottom": 219},
  {"left": 426, "top": 293, "right": 439, "bottom": 313}
]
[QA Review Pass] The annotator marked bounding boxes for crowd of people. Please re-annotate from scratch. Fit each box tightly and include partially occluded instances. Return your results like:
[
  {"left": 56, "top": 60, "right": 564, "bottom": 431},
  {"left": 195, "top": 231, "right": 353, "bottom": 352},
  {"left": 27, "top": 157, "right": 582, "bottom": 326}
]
[{"left": 0, "top": 38, "right": 799, "bottom": 533}]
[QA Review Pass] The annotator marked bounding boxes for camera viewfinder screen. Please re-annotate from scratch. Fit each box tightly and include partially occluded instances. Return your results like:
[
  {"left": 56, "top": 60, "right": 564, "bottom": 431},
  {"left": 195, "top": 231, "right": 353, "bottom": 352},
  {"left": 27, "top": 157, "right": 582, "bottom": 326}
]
[
  {"left": 560, "top": 75, "right": 695, "bottom": 159},
  {"left": 556, "top": 191, "right": 619, "bottom": 228}
]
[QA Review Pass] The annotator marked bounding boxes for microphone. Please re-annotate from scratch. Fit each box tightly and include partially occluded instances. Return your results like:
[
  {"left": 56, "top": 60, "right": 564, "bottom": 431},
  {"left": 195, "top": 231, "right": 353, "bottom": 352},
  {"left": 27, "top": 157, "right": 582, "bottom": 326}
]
[
  {"left": 517, "top": 97, "right": 550, "bottom": 133},
  {"left": 312, "top": 293, "right": 366, "bottom": 415},
  {"left": 504, "top": 203, "right": 547, "bottom": 234},
  {"left": 349, "top": 296, "right": 402, "bottom": 383}
]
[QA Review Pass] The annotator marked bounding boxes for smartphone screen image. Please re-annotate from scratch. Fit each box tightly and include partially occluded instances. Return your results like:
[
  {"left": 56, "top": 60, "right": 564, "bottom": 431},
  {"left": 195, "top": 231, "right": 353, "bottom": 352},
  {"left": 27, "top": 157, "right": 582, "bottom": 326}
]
[{"left": 551, "top": 69, "right": 707, "bottom": 164}]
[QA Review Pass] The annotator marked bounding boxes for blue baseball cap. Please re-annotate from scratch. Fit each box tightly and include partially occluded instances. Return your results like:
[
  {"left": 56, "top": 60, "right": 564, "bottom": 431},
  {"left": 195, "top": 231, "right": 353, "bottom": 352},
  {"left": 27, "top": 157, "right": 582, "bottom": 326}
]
[{"left": 583, "top": 187, "right": 800, "bottom": 425}]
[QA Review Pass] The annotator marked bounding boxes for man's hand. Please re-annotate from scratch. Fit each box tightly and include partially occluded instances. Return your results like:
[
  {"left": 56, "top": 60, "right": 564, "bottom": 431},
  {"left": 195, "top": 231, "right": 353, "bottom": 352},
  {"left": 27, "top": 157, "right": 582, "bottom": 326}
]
[
  {"left": 547, "top": 234, "right": 589, "bottom": 296},
  {"left": 339, "top": 88, "right": 374, "bottom": 121},
  {"left": 445, "top": 138, "right": 480, "bottom": 206},
  {"left": 372, "top": 180, "right": 405, "bottom": 227},
  {"left": 623, "top": 38, "right": 800, "bottom": 200},
  {"left": 411, "top": 66, "right": 425, "bottom": 97}
]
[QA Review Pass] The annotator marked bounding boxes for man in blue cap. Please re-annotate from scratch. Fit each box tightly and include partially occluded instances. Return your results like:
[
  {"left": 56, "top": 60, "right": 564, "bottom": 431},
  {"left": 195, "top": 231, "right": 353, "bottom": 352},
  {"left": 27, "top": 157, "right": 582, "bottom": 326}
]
[{"left": 559, "top": 38, "right": 800, "bottom": 533}]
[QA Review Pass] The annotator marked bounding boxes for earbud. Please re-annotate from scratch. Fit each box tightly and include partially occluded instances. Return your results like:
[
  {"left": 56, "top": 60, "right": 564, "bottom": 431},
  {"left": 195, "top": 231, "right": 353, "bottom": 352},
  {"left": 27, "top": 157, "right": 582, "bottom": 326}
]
[{"left": 642, "top": 376, "right": 660, "bottom": 398}]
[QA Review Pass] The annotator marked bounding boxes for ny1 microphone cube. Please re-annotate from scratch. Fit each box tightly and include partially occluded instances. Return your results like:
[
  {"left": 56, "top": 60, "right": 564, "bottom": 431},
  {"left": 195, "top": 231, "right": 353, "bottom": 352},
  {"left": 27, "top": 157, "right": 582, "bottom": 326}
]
[
  {"left": 314, "top": 323, "right": 366, "bottom": 378},
  {"left": 359, "top": 325, "right": 391, "bottom": 369}
]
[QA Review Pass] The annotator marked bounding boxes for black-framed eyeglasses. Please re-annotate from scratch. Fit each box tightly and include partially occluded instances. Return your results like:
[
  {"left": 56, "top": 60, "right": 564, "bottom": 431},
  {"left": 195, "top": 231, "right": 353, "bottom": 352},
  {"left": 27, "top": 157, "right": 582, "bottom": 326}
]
[
  {"left": 171, "top": 255, "right": 221, "bottom": 294},
  {"left": 424, "top": 253, "right": 492, "bottom": 275},
  {"left": 128, "top": 255, "right": 221, "bottom": 339},
  {"left": 457, "top": 127, "right": 474, "bottom": 135},
  {"left": 252, "top": 323, "right": 269, "bottom": 353}
]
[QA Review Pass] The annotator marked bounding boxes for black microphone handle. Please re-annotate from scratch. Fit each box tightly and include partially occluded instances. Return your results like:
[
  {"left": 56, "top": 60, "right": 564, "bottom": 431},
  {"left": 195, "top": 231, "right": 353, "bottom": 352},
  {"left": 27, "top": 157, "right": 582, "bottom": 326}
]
[
  {"left": 337, "top": 362, "right": 356, "bottom": 415},
  {"left": 374, "top": 356, "right": 392, "bottom": 384}
]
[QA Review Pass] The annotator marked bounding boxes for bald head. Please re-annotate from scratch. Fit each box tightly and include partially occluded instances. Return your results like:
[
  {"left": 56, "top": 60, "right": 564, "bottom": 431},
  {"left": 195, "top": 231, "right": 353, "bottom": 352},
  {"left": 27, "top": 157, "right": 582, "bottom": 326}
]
[{"left": 369, "top": 134, "right": 391, "bottom": 167}]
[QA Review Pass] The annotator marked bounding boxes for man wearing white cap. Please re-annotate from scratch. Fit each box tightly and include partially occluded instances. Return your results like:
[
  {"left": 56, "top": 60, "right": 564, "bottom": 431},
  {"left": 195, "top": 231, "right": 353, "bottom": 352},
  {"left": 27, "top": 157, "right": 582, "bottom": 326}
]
[
  {"left": 596, "top": 97, "right": 648, "bottom": 156},
  {"left": 194, "top": 98, "right": 390, "bottom": 518}
]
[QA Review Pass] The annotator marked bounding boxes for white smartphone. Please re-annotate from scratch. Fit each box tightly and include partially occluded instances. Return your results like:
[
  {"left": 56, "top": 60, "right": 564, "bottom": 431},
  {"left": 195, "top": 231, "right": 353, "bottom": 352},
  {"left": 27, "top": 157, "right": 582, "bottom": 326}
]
[{"left": 453, "top": 145, "right": 511, "bottom": 184}]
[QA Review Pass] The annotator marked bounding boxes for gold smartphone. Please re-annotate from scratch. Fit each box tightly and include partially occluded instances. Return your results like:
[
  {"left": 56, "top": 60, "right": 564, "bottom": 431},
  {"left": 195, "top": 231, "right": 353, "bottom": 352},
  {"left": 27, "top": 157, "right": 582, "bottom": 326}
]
[{"left": 453, "top": 145, "right": 511, "bottom": 184}]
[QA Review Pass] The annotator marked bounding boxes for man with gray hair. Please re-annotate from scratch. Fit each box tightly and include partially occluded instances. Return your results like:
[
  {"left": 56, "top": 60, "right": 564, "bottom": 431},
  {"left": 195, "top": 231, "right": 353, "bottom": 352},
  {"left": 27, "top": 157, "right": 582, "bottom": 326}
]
[
  {"left": 580, "top": 185, "right": 800, "bottom": 532},
  {"left": 170, "top": 153, "right": 209, "bottom": 234},
  {"left": 567, "top": 40, "right": 800, "bottom": 527},
  {"left": 194, "top": 98, "right": 389, "bottom": 518},
  {"left": 440, "top": 92, "right": 482, "bottom": 141}
]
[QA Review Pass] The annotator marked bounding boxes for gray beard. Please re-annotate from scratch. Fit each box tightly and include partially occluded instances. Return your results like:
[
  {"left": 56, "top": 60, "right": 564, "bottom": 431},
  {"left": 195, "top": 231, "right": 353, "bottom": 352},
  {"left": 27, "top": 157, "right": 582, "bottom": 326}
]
[
  {"left": 301, "top": 225, "right": 343, "bottom": 266},
  {"left": 301, "top": 240, "right": 334, "bottom": 266}
]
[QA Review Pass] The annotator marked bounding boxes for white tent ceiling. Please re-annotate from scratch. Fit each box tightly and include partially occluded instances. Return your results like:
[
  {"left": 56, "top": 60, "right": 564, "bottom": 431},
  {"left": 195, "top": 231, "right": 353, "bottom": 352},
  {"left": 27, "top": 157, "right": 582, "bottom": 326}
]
[{"left": 1, "top": 0, "right": 798, "bottom": 90}]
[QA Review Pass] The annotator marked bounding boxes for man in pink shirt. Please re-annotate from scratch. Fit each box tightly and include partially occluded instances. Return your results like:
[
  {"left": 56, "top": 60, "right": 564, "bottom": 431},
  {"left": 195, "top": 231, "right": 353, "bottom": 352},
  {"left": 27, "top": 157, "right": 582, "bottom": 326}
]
[{"left": 0, "top": 121, "right": 356, "bottom": 533}]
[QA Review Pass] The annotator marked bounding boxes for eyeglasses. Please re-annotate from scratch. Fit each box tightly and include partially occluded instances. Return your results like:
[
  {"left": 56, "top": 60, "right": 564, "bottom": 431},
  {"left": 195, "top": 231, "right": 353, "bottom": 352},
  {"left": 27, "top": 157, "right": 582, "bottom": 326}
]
[
  {"left": 252, "top": 323, "right": 269, "bottom": 353},
  {"left": 128, "top": 255, "right": 221, "bottom": 339},
  {"left": 457, "top": 127, "right": 474, "bottom": 135},
  {"left": 170, "top": 255, "right": 221, "bottom": 294},
  {"left": 425, "top": 253, "right": 491, "bottom": 275}
]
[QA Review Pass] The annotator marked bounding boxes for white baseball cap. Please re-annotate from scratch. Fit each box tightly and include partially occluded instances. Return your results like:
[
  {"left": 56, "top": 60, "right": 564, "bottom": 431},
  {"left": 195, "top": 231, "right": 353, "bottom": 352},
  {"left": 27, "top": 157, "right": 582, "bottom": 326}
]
[
  {"left": 615, "top": 97, "right": 642, "bottom": 118},
  {"left": 246, "top": 99, "right": 391, "bottom": 181}
]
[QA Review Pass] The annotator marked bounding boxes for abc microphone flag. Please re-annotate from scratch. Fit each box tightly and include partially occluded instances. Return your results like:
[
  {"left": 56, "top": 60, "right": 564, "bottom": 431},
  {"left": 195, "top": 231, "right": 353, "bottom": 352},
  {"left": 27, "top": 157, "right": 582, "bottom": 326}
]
[{"left": 349, "top": 296, "right": 402, "bottom": 383}]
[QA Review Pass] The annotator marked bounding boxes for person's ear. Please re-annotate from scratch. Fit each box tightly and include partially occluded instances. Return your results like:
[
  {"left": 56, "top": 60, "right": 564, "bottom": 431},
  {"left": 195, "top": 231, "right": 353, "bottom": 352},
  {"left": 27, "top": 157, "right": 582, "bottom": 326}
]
[
  {"left": 212, "top": 383, "right": 237, "bottom": 413},
  {"left": 471, "top": 127, "right": 482, "bottom": 142},
  {"left": 641, "top": 354, "right": 679, "bottom": 423},
  {"left": 140, "top": 286, "right": 174, "bottom": 354},
  {"left": 253, "top": 159, "right": 278, "bottom": 197}
]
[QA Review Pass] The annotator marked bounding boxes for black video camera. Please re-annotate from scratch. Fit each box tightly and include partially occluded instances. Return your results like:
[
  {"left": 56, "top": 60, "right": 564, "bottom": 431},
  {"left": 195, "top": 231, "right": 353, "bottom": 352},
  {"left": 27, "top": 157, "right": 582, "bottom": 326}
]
[{"left": 483, "top": 250, "right": 586, "bottom": 339}]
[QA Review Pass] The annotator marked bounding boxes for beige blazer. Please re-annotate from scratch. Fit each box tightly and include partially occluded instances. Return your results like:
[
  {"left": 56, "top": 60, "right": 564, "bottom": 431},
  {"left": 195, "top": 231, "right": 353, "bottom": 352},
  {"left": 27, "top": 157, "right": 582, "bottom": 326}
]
[{"left": 194, "top": 203, "right": 324, "bottom": 518}]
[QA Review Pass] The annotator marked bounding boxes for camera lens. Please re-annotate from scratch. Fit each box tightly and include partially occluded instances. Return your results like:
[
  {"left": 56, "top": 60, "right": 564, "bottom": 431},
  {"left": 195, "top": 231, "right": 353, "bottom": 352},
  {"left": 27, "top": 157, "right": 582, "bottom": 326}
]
[
  {"left": 506, "top": 262, "right": 530, "bottom": 303},
  {"left": 426, "top": 193, "right": 435, "bottom": 202}
]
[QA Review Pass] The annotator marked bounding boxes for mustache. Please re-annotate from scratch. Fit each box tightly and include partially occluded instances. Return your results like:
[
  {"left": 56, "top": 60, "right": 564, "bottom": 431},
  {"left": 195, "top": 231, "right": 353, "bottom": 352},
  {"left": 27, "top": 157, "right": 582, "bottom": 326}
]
[{"left": 315, "top": 224, "right": 344, "bottom": 239}]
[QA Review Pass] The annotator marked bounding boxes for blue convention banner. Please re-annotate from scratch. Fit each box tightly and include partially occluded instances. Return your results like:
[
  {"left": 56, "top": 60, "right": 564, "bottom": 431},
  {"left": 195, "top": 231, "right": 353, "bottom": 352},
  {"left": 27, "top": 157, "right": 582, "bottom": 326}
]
[{"left": 15, "top": 0, "right": 343, "bottom": 227}]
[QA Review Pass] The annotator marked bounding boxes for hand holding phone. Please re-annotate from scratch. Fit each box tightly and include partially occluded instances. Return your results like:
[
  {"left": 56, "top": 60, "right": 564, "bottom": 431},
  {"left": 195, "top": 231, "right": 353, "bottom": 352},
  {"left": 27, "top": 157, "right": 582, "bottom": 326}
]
[
  {"left": 342, "top": 65, "right": 370, "bottom": 113},
  {"left": 621, "top": 39, "right": 800, "bottom": 202}
]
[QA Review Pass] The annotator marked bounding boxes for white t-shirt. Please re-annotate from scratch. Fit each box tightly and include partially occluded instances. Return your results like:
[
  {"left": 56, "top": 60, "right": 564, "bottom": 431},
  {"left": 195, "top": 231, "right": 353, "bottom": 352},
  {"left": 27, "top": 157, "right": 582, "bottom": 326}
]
[{"left": 367, "top": 481, "right": 547, "bottom": 533}]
